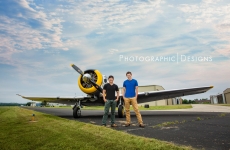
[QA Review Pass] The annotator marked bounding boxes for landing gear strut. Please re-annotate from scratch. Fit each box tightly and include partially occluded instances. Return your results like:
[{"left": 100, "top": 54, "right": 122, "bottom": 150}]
[{"left": 73, "top": 101, "right": 81, "bottom": 118}]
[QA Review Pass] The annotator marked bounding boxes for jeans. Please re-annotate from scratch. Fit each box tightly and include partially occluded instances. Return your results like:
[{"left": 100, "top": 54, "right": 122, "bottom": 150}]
[{"left": 102, "top": 100, "right": 117, "bottom": 125}]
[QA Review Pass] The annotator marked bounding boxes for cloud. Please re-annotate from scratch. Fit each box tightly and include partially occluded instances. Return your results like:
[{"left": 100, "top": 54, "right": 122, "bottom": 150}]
[
  {"left": 178, "top": 0, "right": 230, "bottom": 58},
  {"left": 108, "top": 49, "right": 119, "bottom": 54},
  {"left": 96, "top": 32, "right": 104, "bottom": 35},
  {"left": 57, "top": 0, "right": 163, "bottom": 29},
  {"left": 0, "top": 0, "right": 80, "bottom": 66},
  {"left": 1, "top": 0, "right": 229, "bottom": 103},
  {"left": 0, "top": 0, "right": 164, "bottom": 68}
]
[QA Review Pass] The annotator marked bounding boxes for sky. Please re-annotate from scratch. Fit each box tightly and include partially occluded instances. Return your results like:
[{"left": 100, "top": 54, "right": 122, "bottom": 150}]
[{"left": 0, "top": 0, "right": 230, "bottom": 103}]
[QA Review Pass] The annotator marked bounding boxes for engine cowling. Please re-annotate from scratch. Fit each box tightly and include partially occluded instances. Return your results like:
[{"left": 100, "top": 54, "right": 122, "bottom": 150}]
[{"left": 77, "top": 69, "right": 103, "bottom": 94}]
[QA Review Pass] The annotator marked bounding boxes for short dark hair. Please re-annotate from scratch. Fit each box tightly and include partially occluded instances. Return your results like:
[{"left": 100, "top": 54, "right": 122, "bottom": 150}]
[
  {"left": 126, "top": 71, "right": 132, "bottom": 75},
  {"left": 108, "top": 75, "right": 114, "bottom": 79}
]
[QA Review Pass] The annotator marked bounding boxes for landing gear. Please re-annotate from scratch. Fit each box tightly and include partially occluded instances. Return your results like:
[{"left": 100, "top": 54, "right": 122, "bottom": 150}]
[
  {"left": 73, "top": 107, "right": 81, "bottom": 118},
  {"left": 118, "top": 97, "right": 125, "bottom": 118},
  {"left": 73, "top": 101, "right": 81, "bottom": 118},
  {"left": 118, "top": 105, "right": 125, "bottom": 118}
]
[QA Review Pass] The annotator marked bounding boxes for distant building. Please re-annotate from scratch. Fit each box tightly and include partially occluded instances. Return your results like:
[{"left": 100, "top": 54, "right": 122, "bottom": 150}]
[
  {"left": 48, "top": 103, "right": 67, "bottom": 107},
  {"left": 224, "top": 88, "right": 230, "bottom": 104},
  {"left": 210, "top": 88, "right": 230, "bottom": 104},
  {"left": 36, "top": 103, "right": 41, "bottom": 107},
  {"left": 194, "top": 99, "right": 210, "bottom": 104},
  {"left": 29, "top": 102, "right": 68, "bottom": 107},
  {"left": 31, "top": 102, "right": 36, "bottom": 107}
]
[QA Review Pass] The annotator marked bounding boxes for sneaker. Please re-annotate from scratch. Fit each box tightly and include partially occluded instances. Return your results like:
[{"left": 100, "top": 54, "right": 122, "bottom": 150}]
[
  {"left": 102, "top": 124, "right": 106, "bottom": 127},
  {"left": 111, "top": 124, "right": 118, "bottom": 127},
  {"left": 125, "top": 123, "right": 130, "bottom": 127}
]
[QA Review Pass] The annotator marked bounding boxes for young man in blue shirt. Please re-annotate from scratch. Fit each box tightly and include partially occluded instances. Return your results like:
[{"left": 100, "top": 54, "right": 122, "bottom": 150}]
[
  {"left": 122, "top": 71, "right": 144, "bottom": 128},
  {"left": 102, "top": 75, "right": 119, "bottom": 127}
]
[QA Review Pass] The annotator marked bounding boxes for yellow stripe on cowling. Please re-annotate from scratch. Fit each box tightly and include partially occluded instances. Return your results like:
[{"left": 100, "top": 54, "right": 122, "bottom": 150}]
[
  {"left": 70, "top": 64, "right": 74, "bottom": 67},
  {"left": 78, "top": 70, "right": 103, "bottom": 94},
  {"left": 210, "top": 86, "right": 214, "bottom": 88}
]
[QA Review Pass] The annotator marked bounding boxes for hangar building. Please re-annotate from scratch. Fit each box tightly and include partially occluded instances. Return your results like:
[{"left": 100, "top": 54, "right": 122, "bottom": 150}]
[{"left": 210, "top": 88, "right": 230, "bottom": 104}]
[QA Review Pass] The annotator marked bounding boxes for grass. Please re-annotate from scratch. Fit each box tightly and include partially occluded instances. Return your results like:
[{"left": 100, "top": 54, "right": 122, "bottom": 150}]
[
  {"left": 81, "top": 104, "right": 192, "bottom": 110},
  {"left": 36, "top": 104, "right": 192, "bottom": 111},
  {"left": 196, "top": 117, "right": 201, "bottom": 121},
  {"left": 138, "top": 104, "right": 192, "bottom": 110},
  {"left": 206, "top": 104, "right": 230, "bottom": 107},
  {"left": 0, "top": 106, "right": 193, "bottom": 150},
  {"left": 153, "top": 112, "right": 228, "bottom": 129},
  {"left": 219, "top": 113, "right": 226, "bottom": 117},
  {"left": 82, "top": 106, "right": 108, "bottom": 110},
  {"left": 217, "top": 104, "right": 230, "bottom": 107},
  {"left": 153, "top": 120, "right": 186, "bottom": 128},
  {"left": 153, "top": 121, "right": 178, "bottom": 128}
]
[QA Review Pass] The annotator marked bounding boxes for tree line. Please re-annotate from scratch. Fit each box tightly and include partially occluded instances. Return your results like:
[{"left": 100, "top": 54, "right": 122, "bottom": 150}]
[{"left": 182, "top": 99, "right": 210, "bottom": 104}]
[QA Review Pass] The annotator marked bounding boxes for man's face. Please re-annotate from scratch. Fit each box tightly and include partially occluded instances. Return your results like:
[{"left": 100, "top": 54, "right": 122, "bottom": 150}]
[
  {"left": 126, "top": 73, "right": 132, "bottom": 80},
  {"left": 108, "top": 78, "right": 114, "bottom": 84}
]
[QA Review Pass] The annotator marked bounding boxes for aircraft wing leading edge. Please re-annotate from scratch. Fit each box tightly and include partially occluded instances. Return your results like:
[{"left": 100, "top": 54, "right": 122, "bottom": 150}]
[
  {"left": 135, "top": 86, "right": 213, "bottom": 103},
  {"left": 17, "top": 86, "right": 213, "bottom": 104},
  {"left": 16, "top": 94, "right": 88, "bottom": 104}
]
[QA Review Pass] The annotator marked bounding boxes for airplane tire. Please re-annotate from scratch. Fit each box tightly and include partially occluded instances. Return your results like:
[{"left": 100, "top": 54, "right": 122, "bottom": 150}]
[
  {"left": 118, "top": 105, "right": 125, "bottom": 118},
  {"left": 73, "top": 107, "right": 81, "bottom": 118}
]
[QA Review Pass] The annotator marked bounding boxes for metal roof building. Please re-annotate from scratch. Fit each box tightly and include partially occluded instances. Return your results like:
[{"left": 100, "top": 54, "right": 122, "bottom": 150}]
[{"left": 210, "top": 88, "right": 230, "bottom": 104}]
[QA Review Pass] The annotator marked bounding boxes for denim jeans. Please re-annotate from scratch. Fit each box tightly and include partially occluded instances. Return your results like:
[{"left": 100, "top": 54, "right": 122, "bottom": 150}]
[{"left": 102, "top": 100, "right": 117, "bottom": 125}]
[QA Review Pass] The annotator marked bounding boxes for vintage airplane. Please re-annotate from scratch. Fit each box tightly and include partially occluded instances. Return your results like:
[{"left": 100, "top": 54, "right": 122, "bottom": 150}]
[{"left": 17, "top": 64, "right": 214, "bottom": 118}]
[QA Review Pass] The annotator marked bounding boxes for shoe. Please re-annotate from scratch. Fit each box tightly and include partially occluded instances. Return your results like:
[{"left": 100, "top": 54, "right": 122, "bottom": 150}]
[
  {"left": 125, "top": 123, "right": 130, "bottom": 127},
  {"left": 111, "top": 124, "right": 118, "bottom": 127},
  {"left": 139, "top": 124, "right": 145, "bottom": 128},
  {"left": 102, "top": 124, "right": 106, "bottom": 127}
]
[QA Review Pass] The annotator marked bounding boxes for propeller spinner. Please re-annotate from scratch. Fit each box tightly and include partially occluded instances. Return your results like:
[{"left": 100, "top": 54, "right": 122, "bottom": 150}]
[{"left": 71, "top": 64, "right": 103, "bottom": 93}]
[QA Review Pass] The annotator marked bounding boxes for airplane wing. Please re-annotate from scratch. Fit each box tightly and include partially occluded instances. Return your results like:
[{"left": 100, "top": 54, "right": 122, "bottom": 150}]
[
  {"left": 120, "top": 86, "right": 213, "bottom": 103},
  {"left": 16, "top": 94, "right": 93, "bottom": 104}
]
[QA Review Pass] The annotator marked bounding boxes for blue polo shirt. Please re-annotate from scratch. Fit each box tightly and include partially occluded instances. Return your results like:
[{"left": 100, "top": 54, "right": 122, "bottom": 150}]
[{"left": 123, "top": 79, "right": 138, "bottom": 98}]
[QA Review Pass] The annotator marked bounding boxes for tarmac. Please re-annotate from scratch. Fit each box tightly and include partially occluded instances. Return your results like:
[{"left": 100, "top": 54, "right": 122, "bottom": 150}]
[{"left": 25, "top": 104, "right": 230, "bottom": 150}]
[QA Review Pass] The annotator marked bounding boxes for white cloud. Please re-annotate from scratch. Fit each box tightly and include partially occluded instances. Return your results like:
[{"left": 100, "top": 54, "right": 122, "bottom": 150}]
[
  {"left": 96, "top": 32, "right": 104, "bottom": 35},
  {"left": 1, "top": 0, "right": 229, "bottom": 103},
  {"left": 178, "top": 1, "right": 230, "bottom": 58},
  {"left": 58, "top": 0, "right": 163, "bottom": 29},
  {"left": 108, "top": 49, "right": 119, "bottom": 54},
  {"left": 0, "top": 0, "right": 83, "bottom": 66}
]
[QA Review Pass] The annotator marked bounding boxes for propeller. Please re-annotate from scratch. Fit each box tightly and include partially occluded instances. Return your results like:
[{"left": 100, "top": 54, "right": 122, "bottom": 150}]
[
  {"left": 71, "top": 64, "right": 84, "bottom": 75},
  {"left": 89, "top": 79, "right": 103, "bottom": 93},
  {"left": 71, "top": 64, "right": 103, "bottom": 93}
]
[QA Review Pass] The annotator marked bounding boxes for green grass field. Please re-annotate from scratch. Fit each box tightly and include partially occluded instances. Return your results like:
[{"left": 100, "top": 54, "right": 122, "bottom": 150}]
[
  {"left": 42, "top": 104, "right": 192, "bottom": 110},
  {"left": 0, "top": 107, "right": 193, "bottom": 150},
  {"left": 217, "top": 104, "right": 230, "bottom": 107},
  {"left": 82, "top": 104, "right": 192, "bottom": 110},
  {"left": 203, "top": 104, "right": 230, "bottom": 107},
  {"left": 39, "top": 104, "right": 192, "bottom": 110},
  {"left": 41, "top": 104, "right": 192, "bottom": 110},
  {"left": 138, "top": 104, "right": 192, "bottom": 110}
]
